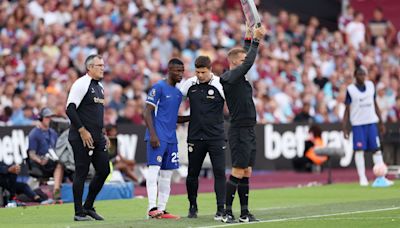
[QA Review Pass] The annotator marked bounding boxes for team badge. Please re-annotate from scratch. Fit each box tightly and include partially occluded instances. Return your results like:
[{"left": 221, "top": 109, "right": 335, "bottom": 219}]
[
  {"left": 208, "top": 89, "right": 214, "bottom": 95},
  {"left": 157, "top": 156, "right": 162, "bottom": 162},
  {"left": 149, "top": 88, "right": 156, "bottom": 97}
]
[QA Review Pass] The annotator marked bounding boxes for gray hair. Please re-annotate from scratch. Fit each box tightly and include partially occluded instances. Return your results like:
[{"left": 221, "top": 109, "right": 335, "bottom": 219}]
[{"left": 85, "top": 54, "right": 103, "bottom": 71}]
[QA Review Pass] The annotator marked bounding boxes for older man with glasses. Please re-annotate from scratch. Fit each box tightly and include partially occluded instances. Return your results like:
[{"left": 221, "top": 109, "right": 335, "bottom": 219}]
[{"left": 66, "top": 54, "right": 110, "bottom": 221}]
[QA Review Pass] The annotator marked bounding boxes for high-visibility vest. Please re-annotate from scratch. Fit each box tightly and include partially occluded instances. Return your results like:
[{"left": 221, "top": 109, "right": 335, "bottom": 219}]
[{"left": 305, "top": 138, "right": 328, "bottom": 165}]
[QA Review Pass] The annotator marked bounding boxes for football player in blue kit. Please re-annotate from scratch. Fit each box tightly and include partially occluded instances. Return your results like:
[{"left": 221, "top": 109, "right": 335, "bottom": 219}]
[
  {"left": 143, "top": 58, "right": 185, "bottom": 219},
  {"left": 343, "top": 62, "right": 393, "bottom": 187}
]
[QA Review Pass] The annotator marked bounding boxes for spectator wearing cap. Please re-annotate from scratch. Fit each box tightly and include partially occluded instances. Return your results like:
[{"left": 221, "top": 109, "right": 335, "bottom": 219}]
[{"left": 27, "top": 107, "right": 64, "bottom": 200}]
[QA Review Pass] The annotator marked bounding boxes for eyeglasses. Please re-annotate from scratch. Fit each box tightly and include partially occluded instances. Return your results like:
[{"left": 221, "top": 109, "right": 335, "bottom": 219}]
[{"left": 91, "top": 64, "right": 105, "bottom": 68}]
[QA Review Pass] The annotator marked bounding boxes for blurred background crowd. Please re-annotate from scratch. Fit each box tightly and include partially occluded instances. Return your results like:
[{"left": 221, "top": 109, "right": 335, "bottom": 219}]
[{"left": 1, "top": 0, "right": 400, "bottom": 127}]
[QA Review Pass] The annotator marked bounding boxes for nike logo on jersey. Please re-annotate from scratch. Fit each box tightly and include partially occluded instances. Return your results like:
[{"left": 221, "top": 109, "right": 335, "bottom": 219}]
[
  {"left": 91, "top": 88, "right": 95, "bottom": 93},
  {"left": 359, "top": 97, "right": 368, "bottom": 102},
  {"left": 166, "top": 95, "right": 171, "bottom": 98},
  {"left": 93, "top": 97, "right": 105, "bottom": 104}
]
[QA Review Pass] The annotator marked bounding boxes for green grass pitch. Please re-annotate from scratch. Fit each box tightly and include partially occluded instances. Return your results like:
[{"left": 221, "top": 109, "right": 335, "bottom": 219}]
[{"left": 1, "top": 182, "right": 399, "bottom": 228}]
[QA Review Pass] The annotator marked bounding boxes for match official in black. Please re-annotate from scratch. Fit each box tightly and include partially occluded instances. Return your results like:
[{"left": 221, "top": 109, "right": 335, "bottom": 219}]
[
  {"left": 66, "top": 54, "right": 110, "bottom": 221},
  {"left": 180, "top": 56, "right": 226, "bottom": 220},
  {"left": 220, "top": 24, "right": 266, "bottom": 223}
]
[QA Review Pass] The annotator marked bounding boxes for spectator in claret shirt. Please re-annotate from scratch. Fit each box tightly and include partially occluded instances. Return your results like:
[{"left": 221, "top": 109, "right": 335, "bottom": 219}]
[
  {"left": 388, "top": 95, "right": 400, "bottom": 122},
  {"left": 339, "top": 5, "right": 354, "bottom": 33}
]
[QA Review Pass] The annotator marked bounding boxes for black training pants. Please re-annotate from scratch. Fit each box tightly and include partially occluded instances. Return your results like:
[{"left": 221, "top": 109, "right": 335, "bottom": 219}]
[
  {"left": 186, "top": 140, "right": 226, "bottom": 207},
  {"left": 69, "top": 138, "right": 110, "bottom": 215},
  {"left": 0, "top": 173, "right": 17, "bottom": 198}
]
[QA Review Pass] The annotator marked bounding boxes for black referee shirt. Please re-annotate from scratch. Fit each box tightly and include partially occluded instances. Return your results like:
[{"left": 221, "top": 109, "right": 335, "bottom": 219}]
[
  {"left": 180, "top": 75, "right": 225, "bottom": 141},
  {"left": 220, "top": 40, "right": 259, "bottom": 127},
  {"left": 66, "top": 74, "right": 105, "bottom": 141}
]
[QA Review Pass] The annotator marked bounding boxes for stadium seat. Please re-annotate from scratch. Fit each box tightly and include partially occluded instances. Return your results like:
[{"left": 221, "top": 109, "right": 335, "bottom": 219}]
[
  {"left": 315, "top": 147, "right": 345, "bottom": 184},
  {"left": 24, "top": 150, "right": 50, "bottom": 180}
]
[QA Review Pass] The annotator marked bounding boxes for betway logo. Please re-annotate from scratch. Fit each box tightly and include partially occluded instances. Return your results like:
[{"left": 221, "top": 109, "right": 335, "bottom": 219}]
[
  {"left": 264, "top": 125, "right": 354, "bottom": 167},
  {"left": 0, "top": 130, "right": 139, "bottom": 165},
  {"left": 0, "top": 130, "right": 28, "bottom": 165}
]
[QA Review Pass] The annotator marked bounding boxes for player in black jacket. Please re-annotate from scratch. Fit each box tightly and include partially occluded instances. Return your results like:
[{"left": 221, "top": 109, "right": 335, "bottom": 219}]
[{"left": 220, "top": 24, "right": 266, "bottom": 223}]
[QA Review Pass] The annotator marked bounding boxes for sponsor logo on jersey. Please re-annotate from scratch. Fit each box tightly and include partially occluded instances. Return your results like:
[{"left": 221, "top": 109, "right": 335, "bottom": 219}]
[{"left": 94, "top": 97, "right": 105, "bottom": 104}]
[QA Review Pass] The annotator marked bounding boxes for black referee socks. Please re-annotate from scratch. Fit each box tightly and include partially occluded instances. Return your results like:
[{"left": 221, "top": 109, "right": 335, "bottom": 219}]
[
  {"left": 238, "top": 177, "right": 249, "bottom": 215},
  {"left": 225, "top": 175, "right": 240, "bottom": 212}
]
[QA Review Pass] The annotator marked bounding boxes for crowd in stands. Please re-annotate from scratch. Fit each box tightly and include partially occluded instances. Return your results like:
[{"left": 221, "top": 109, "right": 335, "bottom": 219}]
[{"left": 1, "top": 0, "right": 400, "bottom": 127}]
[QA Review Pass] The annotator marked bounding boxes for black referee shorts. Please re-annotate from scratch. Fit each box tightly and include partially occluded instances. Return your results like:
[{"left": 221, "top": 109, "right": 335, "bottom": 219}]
[{"left": 228, "top": 126, "right": 256, "bottom": 168}]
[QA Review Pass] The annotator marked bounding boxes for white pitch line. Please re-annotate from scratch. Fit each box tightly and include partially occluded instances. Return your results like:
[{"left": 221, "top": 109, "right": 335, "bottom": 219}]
[
  {"left": 305, "top": 217, "right": 400, "bottom": 221},
  {"left": 196, "top": 206, "right": 400, "bottom": 228}
]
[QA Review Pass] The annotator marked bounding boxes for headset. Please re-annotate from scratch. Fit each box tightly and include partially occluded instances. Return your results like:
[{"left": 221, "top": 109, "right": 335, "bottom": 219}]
[{"left": 38, "top": 108, "right": 45, "bottom": 121}]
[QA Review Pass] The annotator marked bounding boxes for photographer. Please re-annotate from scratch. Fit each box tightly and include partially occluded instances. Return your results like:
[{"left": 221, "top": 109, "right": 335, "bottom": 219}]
[{"left": 28, "top": 107, "right": 64, "bottom": 200}]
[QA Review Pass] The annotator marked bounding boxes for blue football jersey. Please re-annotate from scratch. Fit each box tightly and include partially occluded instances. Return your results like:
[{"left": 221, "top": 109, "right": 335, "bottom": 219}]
[{"left": 145, "top": 80, "right": 182, "bottom": 143}]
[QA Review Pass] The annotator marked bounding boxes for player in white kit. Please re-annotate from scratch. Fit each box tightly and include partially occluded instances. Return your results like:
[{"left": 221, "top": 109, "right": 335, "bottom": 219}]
[{"left": 342, "top": 63, "right": 393, "bottom": 187}]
